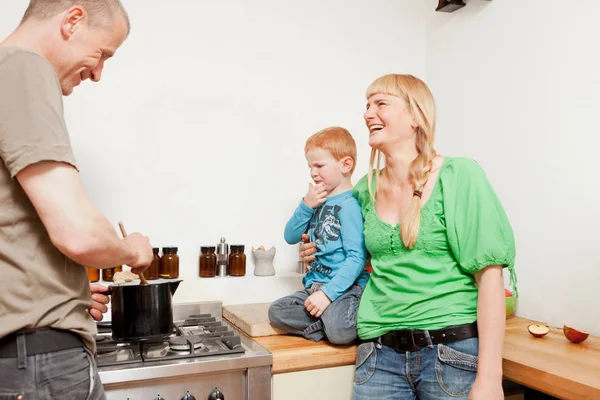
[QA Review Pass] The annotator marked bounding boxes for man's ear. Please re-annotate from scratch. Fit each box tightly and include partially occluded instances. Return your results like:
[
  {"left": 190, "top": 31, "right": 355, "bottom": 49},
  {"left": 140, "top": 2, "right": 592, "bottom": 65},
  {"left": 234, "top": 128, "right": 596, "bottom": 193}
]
[
  {"left": 60, "top": 6, "right": 86, "bottom": 39},
  {"left": 341, "top": 156, "right": 354, "bottom": 174}
]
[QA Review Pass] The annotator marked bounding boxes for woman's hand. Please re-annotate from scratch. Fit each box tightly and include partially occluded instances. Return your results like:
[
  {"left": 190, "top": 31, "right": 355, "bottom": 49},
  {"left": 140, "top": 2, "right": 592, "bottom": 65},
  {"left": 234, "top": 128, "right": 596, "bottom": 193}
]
[
  {"left": 300, "top": 234, "right": 317, "bottom": 268},
  {"left": 88, "top": 283, "right": 110, "bottom": 321},
  {"left": 469, "top": 376, "right": 503, "bottom": 400}
]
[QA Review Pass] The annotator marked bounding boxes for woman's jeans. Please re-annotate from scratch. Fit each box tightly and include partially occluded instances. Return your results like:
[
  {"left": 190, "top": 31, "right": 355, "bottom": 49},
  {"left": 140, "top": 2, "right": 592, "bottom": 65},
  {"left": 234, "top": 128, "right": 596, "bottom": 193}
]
[
  {"left": 353, "top": 336, "right": 479, "bottom": 399},
  {"left": 269, "top": 283, "right": 364, "bottom": 345},
  {"left": 0, "top": 346, "right": 105, "bottom": 400}
]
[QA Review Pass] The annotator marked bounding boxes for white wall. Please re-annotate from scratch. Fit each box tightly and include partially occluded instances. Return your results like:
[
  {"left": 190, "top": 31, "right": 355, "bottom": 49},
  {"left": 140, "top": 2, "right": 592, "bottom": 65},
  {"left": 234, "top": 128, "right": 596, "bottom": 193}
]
[
  {"left": 6, "top": 0, "right": 594, "bottom": 335},
  {"left": 425, "top": 0, "right": 600, "bottom": 334},
  {"left": 0, "top": 0, "right": 428, "bottom": 305}
]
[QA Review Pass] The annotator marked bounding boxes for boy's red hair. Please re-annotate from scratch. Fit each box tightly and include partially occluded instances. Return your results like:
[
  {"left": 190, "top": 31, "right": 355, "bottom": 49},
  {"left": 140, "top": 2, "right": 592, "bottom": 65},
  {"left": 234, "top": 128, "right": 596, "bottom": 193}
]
[{"left": 304, "top": 127, "right": 357, "bottom": 174}]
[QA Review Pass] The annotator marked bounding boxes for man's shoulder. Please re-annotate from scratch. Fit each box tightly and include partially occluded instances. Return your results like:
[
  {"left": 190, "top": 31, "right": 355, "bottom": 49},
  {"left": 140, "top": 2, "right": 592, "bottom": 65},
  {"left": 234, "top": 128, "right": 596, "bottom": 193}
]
[{"left": 0, "top": 45, "right": 55, "bottom": 78}]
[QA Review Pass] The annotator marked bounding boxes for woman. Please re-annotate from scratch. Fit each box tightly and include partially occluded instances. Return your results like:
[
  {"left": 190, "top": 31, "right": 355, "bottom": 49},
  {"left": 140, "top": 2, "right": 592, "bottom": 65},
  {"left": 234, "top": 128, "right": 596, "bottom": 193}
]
[{"left": 301, "top": 74, "right": 516, "bottom": 399}]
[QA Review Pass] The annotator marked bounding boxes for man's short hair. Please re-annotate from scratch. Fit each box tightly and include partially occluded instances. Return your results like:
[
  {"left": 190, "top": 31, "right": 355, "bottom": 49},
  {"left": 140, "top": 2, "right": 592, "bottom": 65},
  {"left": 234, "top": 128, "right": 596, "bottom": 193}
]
[
  {"left": 305, "top": 126, "right": 358, "bottom": 174},
  {"left": 22, "top": 0, "right": 130, "bottom": 33}
]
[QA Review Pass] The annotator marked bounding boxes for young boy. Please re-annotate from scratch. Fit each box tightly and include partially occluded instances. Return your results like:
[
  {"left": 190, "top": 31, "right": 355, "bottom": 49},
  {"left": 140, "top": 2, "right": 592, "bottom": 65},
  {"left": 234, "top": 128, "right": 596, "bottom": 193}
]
[{"left": 268, "top": 126, "right": 369, "bottom": 345}]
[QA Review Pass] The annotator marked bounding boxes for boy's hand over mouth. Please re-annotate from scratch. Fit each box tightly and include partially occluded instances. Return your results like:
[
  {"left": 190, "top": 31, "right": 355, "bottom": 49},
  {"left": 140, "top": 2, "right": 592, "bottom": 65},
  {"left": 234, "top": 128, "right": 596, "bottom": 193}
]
[{"left": 303, "top": 183, "right": 327, "bottom": 209}]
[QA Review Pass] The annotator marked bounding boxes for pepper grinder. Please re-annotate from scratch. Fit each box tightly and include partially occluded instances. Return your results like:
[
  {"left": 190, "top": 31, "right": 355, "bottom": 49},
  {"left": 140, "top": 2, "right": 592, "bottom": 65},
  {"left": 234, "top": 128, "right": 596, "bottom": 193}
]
[
  {"left": 216, "top": 237, "right": 229, "bottom": 277},
  {"left": 297, "top": 243, "right": 308, "bottom": 274}
]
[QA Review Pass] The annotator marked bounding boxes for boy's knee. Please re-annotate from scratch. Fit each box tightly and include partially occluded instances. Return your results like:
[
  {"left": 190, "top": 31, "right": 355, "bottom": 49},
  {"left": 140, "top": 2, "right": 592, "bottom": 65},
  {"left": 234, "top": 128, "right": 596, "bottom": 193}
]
[
  {"left": 268, "top": 302, "right": 281, "bottom": 324},
  {"left": 324, "top": 324, "right": 357, "bottom": 345}
]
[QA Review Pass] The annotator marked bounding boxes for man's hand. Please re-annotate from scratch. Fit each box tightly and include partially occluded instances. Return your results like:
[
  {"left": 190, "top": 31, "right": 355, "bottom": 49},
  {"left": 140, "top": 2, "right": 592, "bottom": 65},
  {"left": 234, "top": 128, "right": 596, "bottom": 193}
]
[
  {"left": 304, "top": 290, "right": 332, "bottom": 318},
  {"left": 88, "top": 283, "right": 110, "bottom": 321},
  {"left": 123, "top": 232, "right": 153, "bottom": 274},
  {"left": 300, "top": 234, "right": 317, "bottom": 269},
  {"left": 303, "top": 183, "right": 327, "bottom": 209}
]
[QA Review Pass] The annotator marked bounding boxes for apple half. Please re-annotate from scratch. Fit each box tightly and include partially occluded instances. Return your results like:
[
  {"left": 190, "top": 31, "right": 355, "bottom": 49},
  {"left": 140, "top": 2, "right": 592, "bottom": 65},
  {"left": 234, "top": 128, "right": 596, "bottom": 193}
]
[
  {"left": 527, "top": 324, "right": 549, "bottom": 338},
  {"left": 563, "top": 325, "right": 589, "bottom": 343}
]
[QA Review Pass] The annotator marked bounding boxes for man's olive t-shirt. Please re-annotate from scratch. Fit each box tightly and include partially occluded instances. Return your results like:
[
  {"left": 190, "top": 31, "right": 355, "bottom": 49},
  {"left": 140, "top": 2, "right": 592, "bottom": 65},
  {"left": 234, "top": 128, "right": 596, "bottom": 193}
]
[{"left": 0, "top": 46, "right": 96, "bottom": 353}]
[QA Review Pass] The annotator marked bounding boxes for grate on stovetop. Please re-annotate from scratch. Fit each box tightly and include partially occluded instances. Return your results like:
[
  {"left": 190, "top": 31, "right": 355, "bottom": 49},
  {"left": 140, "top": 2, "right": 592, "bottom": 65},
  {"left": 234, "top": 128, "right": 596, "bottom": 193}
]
[{"left": 95, "top": 313, "right": 246, "bottom": 367}]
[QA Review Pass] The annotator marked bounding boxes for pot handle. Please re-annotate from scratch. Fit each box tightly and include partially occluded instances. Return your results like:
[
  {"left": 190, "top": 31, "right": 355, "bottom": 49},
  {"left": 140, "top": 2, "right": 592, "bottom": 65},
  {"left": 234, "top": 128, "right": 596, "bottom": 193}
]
[{"left": 97, "top": 288, "right": 112, "bottom": 296}]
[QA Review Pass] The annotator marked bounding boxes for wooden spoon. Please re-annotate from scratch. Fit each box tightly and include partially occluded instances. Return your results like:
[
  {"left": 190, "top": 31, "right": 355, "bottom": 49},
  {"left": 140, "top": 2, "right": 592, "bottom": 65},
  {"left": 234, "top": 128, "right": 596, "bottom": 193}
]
[{"left": 118, "top": 221, "right": 149, "bottom": 285}]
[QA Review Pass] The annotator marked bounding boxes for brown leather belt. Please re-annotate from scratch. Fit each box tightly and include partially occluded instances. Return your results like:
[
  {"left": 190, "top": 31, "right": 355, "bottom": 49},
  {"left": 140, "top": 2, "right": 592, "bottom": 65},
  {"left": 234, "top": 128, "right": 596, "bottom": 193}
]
[
  {"left": 0, "top": 328, "right": 84, "bottom": 358},
  {"left": 379, "top": 321, "right": 478, "bottom": 352}
]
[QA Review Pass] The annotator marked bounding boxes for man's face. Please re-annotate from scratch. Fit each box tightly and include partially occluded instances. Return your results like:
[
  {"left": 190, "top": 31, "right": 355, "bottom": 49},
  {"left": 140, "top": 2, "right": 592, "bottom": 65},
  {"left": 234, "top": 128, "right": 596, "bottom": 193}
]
[{"left": 55, "top": 8, "right": 128, "bottom": 95}]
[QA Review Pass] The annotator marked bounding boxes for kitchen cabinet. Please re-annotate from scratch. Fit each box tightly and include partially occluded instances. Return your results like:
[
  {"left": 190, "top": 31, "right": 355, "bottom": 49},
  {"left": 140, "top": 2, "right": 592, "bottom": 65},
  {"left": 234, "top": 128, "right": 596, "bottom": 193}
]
[{"left": 272, "top": 365, "right": 354, "bottom": 400}]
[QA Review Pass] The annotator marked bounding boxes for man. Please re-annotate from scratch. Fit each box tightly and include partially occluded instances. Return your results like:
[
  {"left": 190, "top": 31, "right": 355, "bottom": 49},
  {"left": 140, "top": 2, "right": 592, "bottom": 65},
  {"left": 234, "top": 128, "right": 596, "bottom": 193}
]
[{"left": 0, "top": 1, "right": 153, "bottom": 399}]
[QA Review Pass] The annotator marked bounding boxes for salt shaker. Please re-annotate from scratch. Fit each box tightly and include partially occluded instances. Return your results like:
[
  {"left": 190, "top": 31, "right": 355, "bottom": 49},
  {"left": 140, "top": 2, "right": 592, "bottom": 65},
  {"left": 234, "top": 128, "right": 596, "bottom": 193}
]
[{"left": 216, "top": 237, "right": 229, "bottom": 277}]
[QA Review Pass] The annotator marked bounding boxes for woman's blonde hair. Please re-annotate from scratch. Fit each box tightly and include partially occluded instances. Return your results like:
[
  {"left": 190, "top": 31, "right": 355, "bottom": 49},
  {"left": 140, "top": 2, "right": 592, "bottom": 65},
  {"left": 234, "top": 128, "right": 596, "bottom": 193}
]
[{"left": 366, "top": 74, "right": 437, "bottom": 249}]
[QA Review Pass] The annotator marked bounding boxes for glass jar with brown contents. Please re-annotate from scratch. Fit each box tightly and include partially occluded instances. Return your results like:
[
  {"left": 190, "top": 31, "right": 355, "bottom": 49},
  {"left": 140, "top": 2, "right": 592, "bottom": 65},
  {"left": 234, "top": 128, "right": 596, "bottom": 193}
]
[
  {"left": 102, "top": 265, "right": 123, "bottom": 282},
  {"left": 145, "top": 248, "right": 160, "bottom": 280},
  {"left": 86, "top": 267, "right": 99, "bottom": 282},
  {"left": 229, "top": 245, "right": 246, "bottom": 277},
  {"left": 199, "top": 246, "right": 216, "bottom": 278},
  {"left": 160, "top": 247, "right": 179, "bottom": 279}
]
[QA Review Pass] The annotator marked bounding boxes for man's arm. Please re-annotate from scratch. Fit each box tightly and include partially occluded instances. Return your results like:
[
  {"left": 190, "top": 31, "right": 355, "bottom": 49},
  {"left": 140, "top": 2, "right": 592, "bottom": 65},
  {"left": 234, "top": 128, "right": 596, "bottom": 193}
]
[{"left": 17, "top": 161, "right": 152, "bottom": 269}]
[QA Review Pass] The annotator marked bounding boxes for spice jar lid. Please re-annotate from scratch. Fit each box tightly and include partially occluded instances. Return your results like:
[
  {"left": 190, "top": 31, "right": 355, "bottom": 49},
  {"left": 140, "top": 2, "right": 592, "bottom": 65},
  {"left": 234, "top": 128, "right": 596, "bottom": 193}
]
[
  {"left": 162, "top": 247, "right": 178, "bottom": 253},
  {"left": 231, "top": 245, "right": 245, "bottom": 251},
  {"left": 201, "top": 246, "right": 216, "bottom": 252},
  {"left": 153, "top": 248, "right": 159, "bottom": 254}
]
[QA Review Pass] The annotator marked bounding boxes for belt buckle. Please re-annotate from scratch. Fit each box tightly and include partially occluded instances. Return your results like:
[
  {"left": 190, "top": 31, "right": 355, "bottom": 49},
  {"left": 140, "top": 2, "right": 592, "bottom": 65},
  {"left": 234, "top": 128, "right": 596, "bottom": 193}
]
[
  {"left": 409, "top": 329, "right": 422, "bottom": 352},
  {"left": 393, "top": 330, "right": 420, "bottom": 353}
]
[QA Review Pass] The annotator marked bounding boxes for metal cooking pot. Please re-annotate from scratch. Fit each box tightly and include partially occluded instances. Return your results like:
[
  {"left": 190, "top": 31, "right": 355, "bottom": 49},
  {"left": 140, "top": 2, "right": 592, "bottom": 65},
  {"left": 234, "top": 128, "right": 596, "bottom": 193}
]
[{"left": 102, "top": 279, "right": 181, "bottom": 341}]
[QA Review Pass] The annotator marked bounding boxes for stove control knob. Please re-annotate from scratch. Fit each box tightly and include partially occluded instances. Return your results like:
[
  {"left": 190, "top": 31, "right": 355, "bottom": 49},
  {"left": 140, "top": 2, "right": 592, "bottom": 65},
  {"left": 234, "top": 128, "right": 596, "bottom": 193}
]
[
  {"left": 208, "top": 388, "right": 225, "bottom": 400},
  {"left": 181, "top": 391, "right": 196, "bottom": 400}
]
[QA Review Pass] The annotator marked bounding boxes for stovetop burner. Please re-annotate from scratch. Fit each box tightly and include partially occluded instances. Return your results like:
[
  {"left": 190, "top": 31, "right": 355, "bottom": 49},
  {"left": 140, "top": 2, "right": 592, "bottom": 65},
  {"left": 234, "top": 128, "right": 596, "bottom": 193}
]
[
  {"left": 169, "top": 336, "right": 205, "bottom": 351},
  {"left": 95, "top": 312, "right": 245, "bottom": 367}
]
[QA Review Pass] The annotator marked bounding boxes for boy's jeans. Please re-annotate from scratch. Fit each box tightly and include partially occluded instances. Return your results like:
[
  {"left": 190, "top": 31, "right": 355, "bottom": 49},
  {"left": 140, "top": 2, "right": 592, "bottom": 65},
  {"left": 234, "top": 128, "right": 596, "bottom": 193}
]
[
  {"left": 353, "top": 337, "right": 479, "bottom": 399},
  {"left": 0, "top": 346, "right": 106, "bottom": 400},
  {"left": 268, "top": 283, "right": 364, "bottom": 345}
]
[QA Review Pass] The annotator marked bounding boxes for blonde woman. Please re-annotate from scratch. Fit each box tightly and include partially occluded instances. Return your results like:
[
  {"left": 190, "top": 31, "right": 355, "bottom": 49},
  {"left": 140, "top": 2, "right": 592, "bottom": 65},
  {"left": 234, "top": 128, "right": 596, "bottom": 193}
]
[{"left": 301, "top": 74, "right": 516, "bottom": 399}]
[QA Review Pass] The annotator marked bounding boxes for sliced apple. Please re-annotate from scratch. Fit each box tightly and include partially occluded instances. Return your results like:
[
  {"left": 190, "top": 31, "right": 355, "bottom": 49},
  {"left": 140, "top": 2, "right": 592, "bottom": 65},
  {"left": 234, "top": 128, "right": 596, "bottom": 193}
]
[
  {"left": 563, "top": 325, "right": 589, "bottom": 343},
  {"left": 527, "top": 324, "right": 549, "bottom": 338}
]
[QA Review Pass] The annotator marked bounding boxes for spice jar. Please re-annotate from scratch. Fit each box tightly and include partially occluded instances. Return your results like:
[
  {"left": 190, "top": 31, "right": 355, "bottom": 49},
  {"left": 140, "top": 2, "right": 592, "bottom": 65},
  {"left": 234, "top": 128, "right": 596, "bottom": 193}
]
[
  {"left": 86, "top": 267, "right": 99, "bottom": 282},
  {"left": 199, "top": 246, "right": 216, "bottom": 278},
  {"left": 145, "top": 248, "right": 160, "bottom": 280},
  {"left": 102, "top": 265, "right": 123, "bottom": 282},
  {"left": 229, "top": 245, "right": 246, "bottom": 277},
  {"left": 160, "top": 247, "right": 179, "bottom": 279}
]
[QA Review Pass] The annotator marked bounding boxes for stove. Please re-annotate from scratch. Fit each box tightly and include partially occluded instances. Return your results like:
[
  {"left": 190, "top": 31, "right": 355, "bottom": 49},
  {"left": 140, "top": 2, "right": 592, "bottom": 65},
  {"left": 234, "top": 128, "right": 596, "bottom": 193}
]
[
  {"left": 96, "top": 313, "right": 245, "bottom": 367},
  {"left": 97, "top": 301, "right": 272, "bottom": 400}
]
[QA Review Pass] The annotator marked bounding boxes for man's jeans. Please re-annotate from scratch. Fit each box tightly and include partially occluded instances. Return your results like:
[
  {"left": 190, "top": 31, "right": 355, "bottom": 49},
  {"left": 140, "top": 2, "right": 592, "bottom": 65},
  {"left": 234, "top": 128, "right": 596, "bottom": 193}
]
[
  {"left": 268, "top": 283, "right": 364, "bottom": 345},
  {"left": 0, "top": 346, "right": 106, "bottom": 400},
  {"left": 353, "top": 336, "right": 479, "bottom": 399}
]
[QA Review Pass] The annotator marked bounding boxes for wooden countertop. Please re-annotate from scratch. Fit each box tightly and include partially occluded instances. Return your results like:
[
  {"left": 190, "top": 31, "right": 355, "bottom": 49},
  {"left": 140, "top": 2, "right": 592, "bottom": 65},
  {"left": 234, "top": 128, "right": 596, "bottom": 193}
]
[
  {"left": 503, "top": 316, "right": 600, "bottom": 399},
  {"left": 254, "top": 334, "right": 357, "bottom": 374},
  {"left": 255, "top": 317, "right": 600, "bottom": 398}
]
